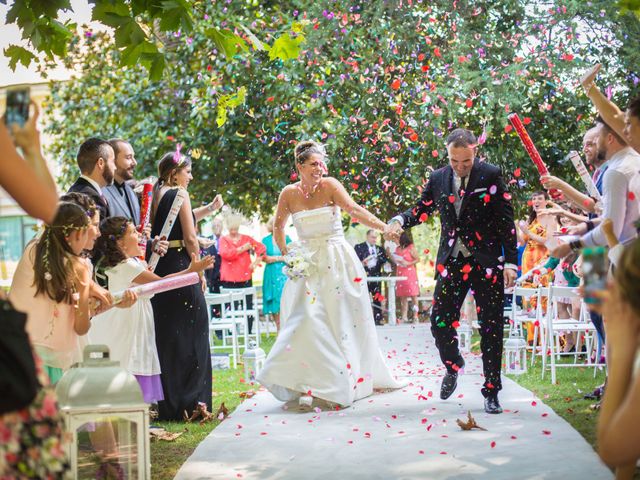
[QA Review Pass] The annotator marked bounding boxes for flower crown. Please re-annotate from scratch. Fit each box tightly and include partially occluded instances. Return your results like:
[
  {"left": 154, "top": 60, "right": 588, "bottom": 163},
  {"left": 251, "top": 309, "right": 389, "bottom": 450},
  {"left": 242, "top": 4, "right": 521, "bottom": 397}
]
[
  {"left": 107, "top": 220, "right": 130, "bottom": 242},
  {"left": 41, "top": 221, "right": 90, "bottom": 283}
]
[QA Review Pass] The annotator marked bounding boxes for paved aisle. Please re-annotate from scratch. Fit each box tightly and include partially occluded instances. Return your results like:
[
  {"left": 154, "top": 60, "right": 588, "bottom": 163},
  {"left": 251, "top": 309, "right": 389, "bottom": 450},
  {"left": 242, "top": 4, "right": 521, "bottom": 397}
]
[{"left": 175, "top": 325, "right": 612, "bottom": 480}]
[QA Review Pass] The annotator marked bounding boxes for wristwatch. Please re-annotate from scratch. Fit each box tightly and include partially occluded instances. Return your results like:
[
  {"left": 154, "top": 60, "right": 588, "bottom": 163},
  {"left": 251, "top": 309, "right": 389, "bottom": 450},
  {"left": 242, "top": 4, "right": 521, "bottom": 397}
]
[{"left": 569, "top": 239, "right": 583, "bottom": 252}]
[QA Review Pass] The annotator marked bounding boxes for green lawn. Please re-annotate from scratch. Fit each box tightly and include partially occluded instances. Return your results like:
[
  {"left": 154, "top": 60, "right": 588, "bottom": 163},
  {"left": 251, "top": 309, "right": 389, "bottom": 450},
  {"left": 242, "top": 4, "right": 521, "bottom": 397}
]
[
  {"left": 150, "top": 334, "right": 276, "bottom": 480},
  {"left": 506, "top": 358, "right": 606, "bottom": 448}
]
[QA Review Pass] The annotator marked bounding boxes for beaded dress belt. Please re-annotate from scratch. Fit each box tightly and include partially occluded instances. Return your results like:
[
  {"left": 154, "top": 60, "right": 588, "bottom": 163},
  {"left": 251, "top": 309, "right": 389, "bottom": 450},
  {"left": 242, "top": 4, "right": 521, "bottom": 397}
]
[{"left": 167, "top": 240, "right": 185, "bottom": 248}]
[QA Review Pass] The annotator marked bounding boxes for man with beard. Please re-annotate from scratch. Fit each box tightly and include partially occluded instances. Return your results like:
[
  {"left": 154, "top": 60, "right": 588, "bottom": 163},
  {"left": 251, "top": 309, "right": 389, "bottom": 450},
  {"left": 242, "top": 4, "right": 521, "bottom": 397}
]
[
  {"left": 68, "top": 137, "right": 115, "bottom": 220},
  {"left": 541, "top": 127, "right": 603, "bottom": 215},
  {"left": 551, "top": 117, "right": 640, "bottom": 257},
  {"left": 103, "top": 138, "right": 168, "bottom": 259},
  {"left": 103, "top": 138, "right": 140, "bottom": 221}
]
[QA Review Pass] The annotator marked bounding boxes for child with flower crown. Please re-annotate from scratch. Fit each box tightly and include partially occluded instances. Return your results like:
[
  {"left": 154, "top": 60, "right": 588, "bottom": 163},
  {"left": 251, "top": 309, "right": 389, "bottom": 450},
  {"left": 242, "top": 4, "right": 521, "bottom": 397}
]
[
  {"left": 90, "top": 216, "right": 214, "bottom": 403},
  {"left": 9, "top": 202, "right": 135, "bottom": 384}
]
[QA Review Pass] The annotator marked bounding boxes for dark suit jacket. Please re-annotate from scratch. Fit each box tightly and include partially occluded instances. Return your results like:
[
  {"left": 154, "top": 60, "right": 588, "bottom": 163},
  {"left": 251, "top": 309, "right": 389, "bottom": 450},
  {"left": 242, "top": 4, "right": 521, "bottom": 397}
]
[
  {"left": 354, "top": 242, "right": 388, "bottom": 277},
  {"left": 202, "top": 237, "right": 221, "bottom": 293},
  {"left": 103, "top": 182, "right": 141, "bottom": 223},
  {"left": 398, "top": 160, "right": 517, "bottom": 270},
  {"left": 67, "top": 177, "right": 108, "bottom": 220}
]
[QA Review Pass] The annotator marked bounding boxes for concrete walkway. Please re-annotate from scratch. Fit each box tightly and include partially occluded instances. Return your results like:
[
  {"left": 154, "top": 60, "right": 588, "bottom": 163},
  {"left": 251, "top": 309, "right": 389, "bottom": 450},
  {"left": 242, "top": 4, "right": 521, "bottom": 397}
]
[{"left": 175, "top": 325, "right": 612, "bottom": 480}]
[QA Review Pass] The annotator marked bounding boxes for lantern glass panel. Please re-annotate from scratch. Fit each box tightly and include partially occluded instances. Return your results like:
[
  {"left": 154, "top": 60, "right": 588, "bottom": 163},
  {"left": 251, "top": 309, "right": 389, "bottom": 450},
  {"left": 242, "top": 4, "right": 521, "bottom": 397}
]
[{"left": 75, "top": 416, "right": 139, "bottom": 480}]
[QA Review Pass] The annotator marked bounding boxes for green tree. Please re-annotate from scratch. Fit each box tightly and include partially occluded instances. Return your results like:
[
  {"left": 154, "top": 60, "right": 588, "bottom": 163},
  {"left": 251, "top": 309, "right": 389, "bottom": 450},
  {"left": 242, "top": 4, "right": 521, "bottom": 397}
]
[{"left": 44, "top": 0, "right": 640, "bottom": 220}]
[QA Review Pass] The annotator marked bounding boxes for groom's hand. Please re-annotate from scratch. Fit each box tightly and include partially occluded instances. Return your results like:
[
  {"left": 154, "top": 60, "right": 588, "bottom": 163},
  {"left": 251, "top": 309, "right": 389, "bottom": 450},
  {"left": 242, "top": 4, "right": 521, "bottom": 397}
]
[
  {"left": 384, "top": 221, "right": 402, "bottom": 242},
  {"left": 504, "top": 268, "right": 517, "bottom": 289}
]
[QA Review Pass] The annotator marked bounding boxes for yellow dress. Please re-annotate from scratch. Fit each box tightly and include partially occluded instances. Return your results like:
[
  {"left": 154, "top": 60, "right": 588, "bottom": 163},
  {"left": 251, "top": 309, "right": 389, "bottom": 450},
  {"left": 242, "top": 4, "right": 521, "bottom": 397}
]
[{"left": 521, "top": 219, "right": 550, "bottom": 342}]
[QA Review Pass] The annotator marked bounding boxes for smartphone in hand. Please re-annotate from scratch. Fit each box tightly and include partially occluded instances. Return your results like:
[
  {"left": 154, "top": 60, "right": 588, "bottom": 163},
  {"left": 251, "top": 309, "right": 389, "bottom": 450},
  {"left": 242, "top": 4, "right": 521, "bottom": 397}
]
[
  {"left": 4, "top": 88, "right": 30, "bottom": 128},
  {"left": 582, "top": 246, "right": 609, "bottom": 304}
]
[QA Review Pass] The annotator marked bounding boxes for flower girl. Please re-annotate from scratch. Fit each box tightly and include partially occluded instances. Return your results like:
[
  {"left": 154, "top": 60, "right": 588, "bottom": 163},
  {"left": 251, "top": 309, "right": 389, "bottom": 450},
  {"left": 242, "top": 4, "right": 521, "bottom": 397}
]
[{"left": 91, "top": 216, "right": 214, "bottom": 403}]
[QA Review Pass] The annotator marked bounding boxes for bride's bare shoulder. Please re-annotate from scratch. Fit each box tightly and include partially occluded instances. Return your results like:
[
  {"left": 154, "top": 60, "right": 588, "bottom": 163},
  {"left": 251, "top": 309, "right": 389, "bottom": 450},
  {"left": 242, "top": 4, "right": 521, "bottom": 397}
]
[{"left": 280, "top": 183, "right": 299, "bottom": 196}]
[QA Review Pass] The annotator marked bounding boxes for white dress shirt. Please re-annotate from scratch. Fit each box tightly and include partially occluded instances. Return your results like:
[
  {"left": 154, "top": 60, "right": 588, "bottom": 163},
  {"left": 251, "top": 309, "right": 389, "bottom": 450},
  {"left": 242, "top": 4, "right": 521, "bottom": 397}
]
[
  {"left": 582, "top": 146, "right": 640, "bottom": 247},
  {"left": 80, "top": 174, "right": 103, "bottom": 195}
]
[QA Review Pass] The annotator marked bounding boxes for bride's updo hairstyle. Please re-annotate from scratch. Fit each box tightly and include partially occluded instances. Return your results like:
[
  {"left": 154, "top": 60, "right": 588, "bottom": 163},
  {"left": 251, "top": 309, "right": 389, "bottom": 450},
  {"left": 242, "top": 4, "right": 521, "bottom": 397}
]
[{"left": 294, "top": 140, "right": 325, "bottom": 165}]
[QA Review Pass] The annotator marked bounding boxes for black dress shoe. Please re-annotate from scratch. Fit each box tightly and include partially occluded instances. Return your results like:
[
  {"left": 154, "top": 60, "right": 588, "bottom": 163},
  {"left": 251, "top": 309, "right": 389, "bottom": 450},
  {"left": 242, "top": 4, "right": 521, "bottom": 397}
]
[
  {"left": 440, "top": 373, "right": 458, "bottom": 400},
  {"left": 484, "top": 394, "right": 503, "bottom": 414}
]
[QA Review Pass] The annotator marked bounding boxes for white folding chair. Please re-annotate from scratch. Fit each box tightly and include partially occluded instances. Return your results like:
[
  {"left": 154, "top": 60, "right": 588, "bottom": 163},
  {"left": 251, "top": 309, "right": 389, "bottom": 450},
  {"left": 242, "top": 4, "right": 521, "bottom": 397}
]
[
  {"left": 205, "top": 293, "right": 240, "bottom": 368},
  {"left": 221, "top": 287, "right": 262, "bottom": 348},
  {"left": 507, "top": 285, "right": 540, "bottom": 338},
  {"left": 541, "top": 284, "right": 599, "bottom": 384}
]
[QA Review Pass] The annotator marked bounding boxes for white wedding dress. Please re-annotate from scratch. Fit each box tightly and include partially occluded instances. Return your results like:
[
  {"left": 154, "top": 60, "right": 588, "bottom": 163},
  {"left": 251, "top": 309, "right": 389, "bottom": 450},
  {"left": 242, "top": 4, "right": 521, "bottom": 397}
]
[{"left": 257, "top": 206, "right": 400, "bottom": 407}]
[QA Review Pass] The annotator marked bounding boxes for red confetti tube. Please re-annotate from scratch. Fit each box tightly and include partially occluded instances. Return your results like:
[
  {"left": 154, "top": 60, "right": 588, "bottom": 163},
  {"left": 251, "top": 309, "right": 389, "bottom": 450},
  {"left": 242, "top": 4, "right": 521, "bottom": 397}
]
[
  {"left": 137, "top": 183, "right": 153, "bottom": 260},
  {"left": 508, "top": 113, "right": 562, "bottom": 199}
]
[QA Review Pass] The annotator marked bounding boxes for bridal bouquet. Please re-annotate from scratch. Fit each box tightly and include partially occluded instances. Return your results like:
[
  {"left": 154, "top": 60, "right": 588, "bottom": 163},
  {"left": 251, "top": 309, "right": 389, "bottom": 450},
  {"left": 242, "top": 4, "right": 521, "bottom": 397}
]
[{"left": 283, "top": 242, "right": 316, "bottom": 280}]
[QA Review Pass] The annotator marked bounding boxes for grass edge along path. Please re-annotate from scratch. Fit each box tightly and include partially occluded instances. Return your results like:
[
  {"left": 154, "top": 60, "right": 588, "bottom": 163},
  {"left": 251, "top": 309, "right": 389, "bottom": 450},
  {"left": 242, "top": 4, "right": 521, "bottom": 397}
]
[{"left": 150, "top": 335, "right": 276, "bottom": 479}]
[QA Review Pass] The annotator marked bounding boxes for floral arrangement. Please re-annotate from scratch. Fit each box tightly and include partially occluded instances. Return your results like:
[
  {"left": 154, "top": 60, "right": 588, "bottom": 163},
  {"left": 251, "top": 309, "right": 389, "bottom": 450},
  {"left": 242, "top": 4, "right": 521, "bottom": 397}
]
[{"left": 283, "top": 243, "right": 316, "bottom": 280}]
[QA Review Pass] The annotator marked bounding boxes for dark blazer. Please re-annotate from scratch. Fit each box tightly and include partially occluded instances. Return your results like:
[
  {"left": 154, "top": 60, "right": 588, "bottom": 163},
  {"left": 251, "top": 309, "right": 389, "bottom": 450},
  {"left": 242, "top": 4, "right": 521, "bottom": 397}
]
[
  {"left": 67, "top": 177, "right": 108, "bottom": 220},
  {"left": 398, "top": 160, "right": 517, "bottom": 270},
  {"left": 354, "top": 242, "right": 388, "bottom": 277},
  {"left": 202, "top": 237, "right": 221, "bottom": 293},
  {"left": 103, "top": 182, "right": 141, "bottom": 223}
]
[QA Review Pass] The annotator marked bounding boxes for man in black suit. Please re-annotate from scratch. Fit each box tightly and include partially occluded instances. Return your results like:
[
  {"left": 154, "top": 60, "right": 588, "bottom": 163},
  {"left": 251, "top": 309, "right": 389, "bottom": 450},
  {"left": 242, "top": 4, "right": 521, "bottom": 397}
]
[
  {"left": 103, "top": 139, "right": 141, "bottom": 222},
  {"left": 204, "top": 216, "right": 223, "bottom": 293},
  {"left": 387, "top": 128, "right": 517, "bottom": 414},
  {"left": 354, "top": 229, "right": 388, "bottom": 325},
  {"left": 67, "top": 137, "right": 115, "bottom": 220}
]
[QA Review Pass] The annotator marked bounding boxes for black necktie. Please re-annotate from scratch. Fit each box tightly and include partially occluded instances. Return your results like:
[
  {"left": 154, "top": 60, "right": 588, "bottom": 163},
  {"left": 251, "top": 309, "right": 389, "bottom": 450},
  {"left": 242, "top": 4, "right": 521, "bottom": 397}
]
[{"left": 458, "top": 176, "right": 467, "bottom": 198}]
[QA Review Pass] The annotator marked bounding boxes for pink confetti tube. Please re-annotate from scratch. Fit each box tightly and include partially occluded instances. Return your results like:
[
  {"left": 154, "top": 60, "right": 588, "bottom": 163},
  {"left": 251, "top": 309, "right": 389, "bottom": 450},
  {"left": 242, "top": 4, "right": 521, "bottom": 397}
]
[
  {"left": 508, "top": 113, "right": 562, "bottom": 199},
  {"left": 112, "top": 272, "right": 199, "bottom": 303}
]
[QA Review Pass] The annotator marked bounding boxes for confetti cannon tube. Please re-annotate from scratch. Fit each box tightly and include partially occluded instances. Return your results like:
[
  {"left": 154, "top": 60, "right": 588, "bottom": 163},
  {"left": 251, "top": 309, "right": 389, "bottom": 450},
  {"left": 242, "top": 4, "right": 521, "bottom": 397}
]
[
  {"left": 112, "top": 272, "right": 200, "bottom": 303},
  {"left": 137, "top": 183, "right": 153, "bottom": 260},
  {"left": 508, "top": 113, "right": 562, "bottom": 199},
  {"left": 566, "top": 151, "right": 602, "bottom": 202}
]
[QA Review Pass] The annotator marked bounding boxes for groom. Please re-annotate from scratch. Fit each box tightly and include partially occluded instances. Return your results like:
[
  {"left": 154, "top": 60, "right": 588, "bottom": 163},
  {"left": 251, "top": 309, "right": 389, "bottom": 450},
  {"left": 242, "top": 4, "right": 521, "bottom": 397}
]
[{"left": 386, "top": 128, "right": 517, "bottom": 414}]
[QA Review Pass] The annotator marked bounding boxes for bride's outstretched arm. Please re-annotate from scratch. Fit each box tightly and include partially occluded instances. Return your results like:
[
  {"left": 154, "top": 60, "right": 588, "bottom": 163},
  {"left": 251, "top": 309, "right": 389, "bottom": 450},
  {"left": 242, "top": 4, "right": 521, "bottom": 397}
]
[
  {"left": 326, "top": 177, "right": 387, "bottom": 232},
  {"left": 274, "top": 188, "right": 291, "bottom": 255}
]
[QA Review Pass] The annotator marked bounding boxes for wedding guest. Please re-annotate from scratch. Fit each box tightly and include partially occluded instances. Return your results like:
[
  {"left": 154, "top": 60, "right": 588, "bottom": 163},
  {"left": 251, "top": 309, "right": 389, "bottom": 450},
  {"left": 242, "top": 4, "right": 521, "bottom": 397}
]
[
  {"left": 261, "top": 216, "right": 291, "bottom": 330},
  {"left": 551, "top": 117, "right": 640, "bottom": 257},
  {"left": 1, "top": 102, "right": 57, "bottom": 223},
  {"left": 91, "top": 217, "right": 213, "bottom": 404},
  {"left": 10, "top": 202, "right": 118, "bottom": 383},
  {"left": 354, "top": 230, "right": 389, "bottom": 325},
  {"left": 518, "top": 191, "right": 551, "bottom": 340},
  {"left": 394, "top": 231, "right": 420, "bottom": 323},
  {"left": 68, "top": 138, "right": 116, "bottom": 220},
  {"left": 219, "top": 213, "right": 266, "bottom": 334},
  {"left": 0, "top": 104, "right": 68, "bottom": 478},
  {"left": 581, "top": 64, "right": 640, "bottom": 152},
  {"left": 204, "top": 217, "right": 223, "bottom": 293},
  {"left": 103, "top": 139, "right": 140, "bottom": 221},
  {"left": 149, "top": 151, "right": 222, "bottom": 421},
  {"left": 540, "top": 127, "right": 603, "bottom": 215},
  {"left": 590, "top": 239, "right": 640, "bottom": 478}
]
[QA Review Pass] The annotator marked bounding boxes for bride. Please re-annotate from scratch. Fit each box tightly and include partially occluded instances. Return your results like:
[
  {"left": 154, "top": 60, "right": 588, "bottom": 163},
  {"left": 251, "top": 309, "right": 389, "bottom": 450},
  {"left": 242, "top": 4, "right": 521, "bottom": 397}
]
[{"left": 257, "top": 140, "right": 401, "bottom": 408}]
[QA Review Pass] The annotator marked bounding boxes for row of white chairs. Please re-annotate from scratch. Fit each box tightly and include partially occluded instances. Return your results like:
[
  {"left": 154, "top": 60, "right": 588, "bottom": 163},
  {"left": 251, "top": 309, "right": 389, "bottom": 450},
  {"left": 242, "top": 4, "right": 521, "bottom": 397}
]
[
  {"left": 204, "top": 286, "right": 280, "bottom": 368},
  {"left": 506, "top": 284, "right": 605, "bottom": 384}
]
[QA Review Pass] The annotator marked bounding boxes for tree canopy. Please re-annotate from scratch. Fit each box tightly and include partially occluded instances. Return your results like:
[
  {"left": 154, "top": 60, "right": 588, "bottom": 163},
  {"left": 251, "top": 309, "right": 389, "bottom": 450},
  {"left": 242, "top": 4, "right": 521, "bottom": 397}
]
[{"left": 42, "top": 0, "right": 640, "bottom": 220}]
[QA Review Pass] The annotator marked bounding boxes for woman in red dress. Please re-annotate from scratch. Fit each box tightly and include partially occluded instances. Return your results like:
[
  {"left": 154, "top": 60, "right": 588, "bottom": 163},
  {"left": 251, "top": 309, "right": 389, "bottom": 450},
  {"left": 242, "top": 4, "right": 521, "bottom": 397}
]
[{"left": 394, "top": 232, "right": 421, "bottom": 323}]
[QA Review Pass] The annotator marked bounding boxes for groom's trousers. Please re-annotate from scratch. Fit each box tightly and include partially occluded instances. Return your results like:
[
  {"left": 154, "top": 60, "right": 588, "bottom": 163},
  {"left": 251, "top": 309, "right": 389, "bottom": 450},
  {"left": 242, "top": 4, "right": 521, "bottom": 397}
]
[{"left": 430, "top": 253, "right": 504, "bottom": 397}]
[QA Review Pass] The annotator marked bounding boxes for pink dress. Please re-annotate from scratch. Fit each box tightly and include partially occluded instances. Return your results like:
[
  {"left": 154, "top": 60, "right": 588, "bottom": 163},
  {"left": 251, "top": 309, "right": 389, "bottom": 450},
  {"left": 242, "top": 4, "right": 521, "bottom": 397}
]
[{"left": 395, "top": 245, "right": 420, "bottom": 297}]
